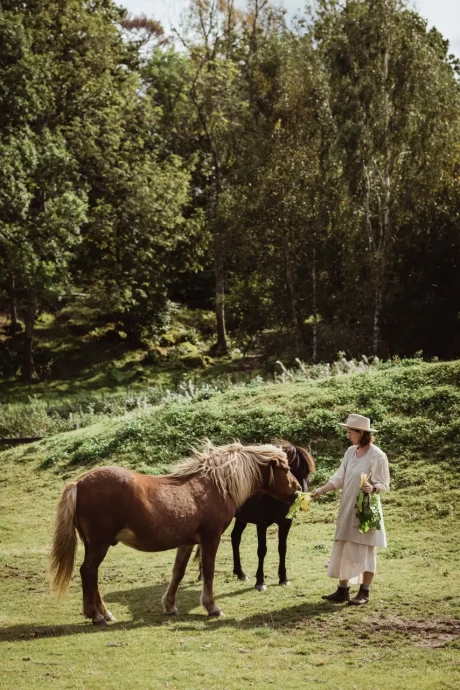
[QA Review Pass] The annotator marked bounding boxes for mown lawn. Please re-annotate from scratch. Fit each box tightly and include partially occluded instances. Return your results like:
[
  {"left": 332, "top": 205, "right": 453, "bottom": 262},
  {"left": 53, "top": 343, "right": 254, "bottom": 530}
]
[{"left": 1, "top": 450, "right": 459, "bottom": 690}]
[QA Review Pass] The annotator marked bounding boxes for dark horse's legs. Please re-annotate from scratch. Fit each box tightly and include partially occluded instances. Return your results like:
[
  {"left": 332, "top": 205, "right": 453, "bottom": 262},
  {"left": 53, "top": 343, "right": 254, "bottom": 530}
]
[
  {"left": 200, "top": 534, "right": 223, "bottom": 616},
  {"left": 80, "top": 542, "right": 113, "bottom": 625},
  {"left": 162, "top": 545, "right": 194, "bottom": 615},
  {"left": 231, "top": 519, "right": 248, "bottom": 581},
  {"left": 255, "top": 523, "right": 268, "bottom": 591},
  {"left": 278, "top": 519, "right": 292, "bottom": 585},
  {"left": 234, "top": 519, "right": 293, "bottom": 591}
]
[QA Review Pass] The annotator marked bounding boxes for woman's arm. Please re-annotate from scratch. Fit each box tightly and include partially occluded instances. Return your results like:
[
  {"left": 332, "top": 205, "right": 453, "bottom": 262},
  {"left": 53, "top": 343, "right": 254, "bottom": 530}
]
[
  {"left": 370, "top": 452, "right": 390, "bottom": 492},
  {"left": 310, "top": 482, "right": 336, "bottom": 499}
]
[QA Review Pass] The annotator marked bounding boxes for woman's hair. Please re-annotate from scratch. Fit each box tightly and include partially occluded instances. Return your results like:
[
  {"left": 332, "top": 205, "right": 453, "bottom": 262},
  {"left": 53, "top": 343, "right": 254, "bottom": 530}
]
[{"left": 359, "top": 431, "right": 373, "bottom": 447}]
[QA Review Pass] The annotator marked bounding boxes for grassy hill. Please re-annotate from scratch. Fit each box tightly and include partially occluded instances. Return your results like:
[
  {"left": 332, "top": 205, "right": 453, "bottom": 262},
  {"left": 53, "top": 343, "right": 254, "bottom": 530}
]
[
  {"left": 4, "top": 359, "right": 460, "bottom": 480},
  {"left": 0, "top": 361, "right": 459, "bottom": 689},
  {"left": 0, "top": 304, "right": 275, "bottom": 406}
]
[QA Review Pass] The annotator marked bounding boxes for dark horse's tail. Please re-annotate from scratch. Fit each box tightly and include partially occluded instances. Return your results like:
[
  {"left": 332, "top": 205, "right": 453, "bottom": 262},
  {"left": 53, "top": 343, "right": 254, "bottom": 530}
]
[
  {"left": 49, "top": 482, "right": 78, "bottom": 595},
  {"left": 194, "top": 546, "right": 203, "bottom": 581}
]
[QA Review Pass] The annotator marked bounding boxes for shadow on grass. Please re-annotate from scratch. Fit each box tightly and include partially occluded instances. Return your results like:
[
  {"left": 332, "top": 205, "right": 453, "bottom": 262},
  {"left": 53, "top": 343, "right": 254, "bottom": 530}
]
[{"left": 0, "top": 582, "right": 346, "bottom": 643}]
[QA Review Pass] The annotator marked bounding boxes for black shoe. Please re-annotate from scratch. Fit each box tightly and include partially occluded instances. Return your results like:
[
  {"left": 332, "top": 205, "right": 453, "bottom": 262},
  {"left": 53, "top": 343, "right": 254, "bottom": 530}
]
[
  {"left": 321, "top": 586, "right": 350, "bottom": 603},
  {"left": 348, "top": 585, "right": 370, "bottom": 606}
]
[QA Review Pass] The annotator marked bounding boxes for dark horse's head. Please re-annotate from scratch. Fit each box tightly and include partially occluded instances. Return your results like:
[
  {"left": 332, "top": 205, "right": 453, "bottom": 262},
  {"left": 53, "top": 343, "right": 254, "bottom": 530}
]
[{"left": 275, "top": 440, "right": 315, "bottom": 493}]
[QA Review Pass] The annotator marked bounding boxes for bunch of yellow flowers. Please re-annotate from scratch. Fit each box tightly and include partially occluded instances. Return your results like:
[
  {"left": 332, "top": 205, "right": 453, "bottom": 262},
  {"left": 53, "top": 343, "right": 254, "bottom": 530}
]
[
  {"left": 286, "top": 491, "right": 311, "bottom": 519},
  {"left": 359, "top": 472, "right": 370, "bottom": 489}
]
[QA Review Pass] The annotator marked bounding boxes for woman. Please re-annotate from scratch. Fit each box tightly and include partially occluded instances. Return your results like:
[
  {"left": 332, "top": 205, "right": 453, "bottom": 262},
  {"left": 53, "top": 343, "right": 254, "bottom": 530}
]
[{"left": 310, "top": 413, "right": 390, "bottom": 606}]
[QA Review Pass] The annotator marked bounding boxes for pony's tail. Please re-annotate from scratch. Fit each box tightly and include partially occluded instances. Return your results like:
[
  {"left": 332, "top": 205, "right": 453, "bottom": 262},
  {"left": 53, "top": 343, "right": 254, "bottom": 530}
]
[{"left": 49, "top": 482, "right": 78, "bottom": 595}]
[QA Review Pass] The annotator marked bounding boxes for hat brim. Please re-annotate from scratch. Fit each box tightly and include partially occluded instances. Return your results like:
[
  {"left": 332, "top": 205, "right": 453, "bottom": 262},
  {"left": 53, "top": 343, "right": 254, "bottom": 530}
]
[{"left": 338, "top": 423, "right": 378, "bottom": 432}]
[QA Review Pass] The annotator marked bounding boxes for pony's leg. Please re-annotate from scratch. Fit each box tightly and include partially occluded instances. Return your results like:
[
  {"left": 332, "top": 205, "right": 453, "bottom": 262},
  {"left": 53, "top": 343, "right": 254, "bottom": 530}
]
[
  {"left": 94, "top": 587, "right": 116, "bottom": 622},
  {"left": 80, "top": 543, "right": 111, "bottom": 625},
  {"left": 162, "top": 545, "right": 194, "bottom": 615},
  {"left": 231, "top": 520, "right": 248, "bottom": 581},
  {"left": 200, "top": 535, "right": 223, "bottom": 616},
  {"left": 278, "top": 518, "right": 292, "bottom": 586},
  {"left": 255, "top": 523, "right": 268, "bottom": 591}
]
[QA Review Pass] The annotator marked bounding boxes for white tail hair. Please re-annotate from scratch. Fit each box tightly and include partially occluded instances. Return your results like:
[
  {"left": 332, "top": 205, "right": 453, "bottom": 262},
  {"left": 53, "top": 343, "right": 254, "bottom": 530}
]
[{"left": 49, "top": 482, "right": 78, "bottom": 595}]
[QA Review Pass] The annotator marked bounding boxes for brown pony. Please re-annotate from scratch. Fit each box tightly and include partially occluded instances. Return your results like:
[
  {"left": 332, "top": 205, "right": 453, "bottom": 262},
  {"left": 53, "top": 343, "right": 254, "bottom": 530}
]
[{"left": 49, "top": 441, "right": 300, "bottom": 624}]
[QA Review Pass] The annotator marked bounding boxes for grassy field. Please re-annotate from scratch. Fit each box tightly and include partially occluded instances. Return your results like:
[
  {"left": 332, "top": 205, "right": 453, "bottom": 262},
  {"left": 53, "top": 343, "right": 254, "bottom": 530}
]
[{"left": 1, "top": 364, "right": 460, "bottom": 689}]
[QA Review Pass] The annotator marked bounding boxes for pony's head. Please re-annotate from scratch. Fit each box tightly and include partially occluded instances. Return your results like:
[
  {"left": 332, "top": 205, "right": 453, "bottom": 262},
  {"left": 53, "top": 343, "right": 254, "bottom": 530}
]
[
  {"left": 275, "top": 440, "right": 316, "bottom": 493},
  {"left": 260, "top": 450, "right": 301, "bottom": 504}
]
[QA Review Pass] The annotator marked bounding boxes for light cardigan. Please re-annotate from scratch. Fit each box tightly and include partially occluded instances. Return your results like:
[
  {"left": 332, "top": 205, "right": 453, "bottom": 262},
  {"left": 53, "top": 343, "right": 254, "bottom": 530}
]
[{"left": 328, "top": 443, "right": 390, "bottom": 548}]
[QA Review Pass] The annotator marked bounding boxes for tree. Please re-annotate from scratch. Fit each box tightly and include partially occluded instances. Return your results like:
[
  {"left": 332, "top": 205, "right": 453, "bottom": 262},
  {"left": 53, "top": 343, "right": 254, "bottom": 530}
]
[
  {"left": 64, "top": 5, "right": 205, "bottom": 343},
  {"left": 0, "top": 0, "right": 203, "bottom": 381},
  {"left": 315, "top": 0, "right": 460, "bottom": 353},
  {"left": 0, "top": 4, "right": 88, "bottom": 380},
  {"left": 160, "top": 0, "right": 268, "bottom": 354},
  {"left": 216, "top": 19, "right": 343, "bottom": 360},
  {"left": 0, "top": 133, "right": 87, "bottom": 380}
]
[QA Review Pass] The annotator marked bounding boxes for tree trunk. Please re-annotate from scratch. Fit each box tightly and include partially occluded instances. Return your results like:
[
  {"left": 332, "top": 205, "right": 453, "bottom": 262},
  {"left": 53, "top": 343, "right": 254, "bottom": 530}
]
[
  {"left": 372, "top": 275, "right": 383, "bottom": 354},
  {"left": 372, "top": 48, "right": 391, "bottom": 355},
  {"left": 373, "top": 162, "right": 391, "bottom": 354},
  {"left": 312, "top": 247, "right": 318, "bottom": 363},
  {"left": 23, "top": 301, "right": 37, "bottom": 383},
  {"left": 207, "top": 134, "right": 228, "bottom": 355},
  {"left": 7, "top": 275, "right": 21, "bottom": 334},
  {"left": 10, "top": 296, "right": 19, "bottom": 332},
  {"left": 214, "top": 233, "right": 228, "bottom": 355},
  {"left": 284, "top": 241, "right": 303, "bottom": 354}
]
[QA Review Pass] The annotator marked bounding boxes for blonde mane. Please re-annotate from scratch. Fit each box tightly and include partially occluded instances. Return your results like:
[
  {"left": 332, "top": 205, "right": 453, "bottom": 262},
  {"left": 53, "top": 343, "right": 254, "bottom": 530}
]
[{"left": 170, "top": 440, "right": 289, "bottom": 508}]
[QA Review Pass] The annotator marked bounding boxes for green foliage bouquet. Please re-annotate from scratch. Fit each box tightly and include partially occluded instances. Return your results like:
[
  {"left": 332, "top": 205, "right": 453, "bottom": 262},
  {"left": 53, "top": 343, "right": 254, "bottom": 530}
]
[
  {"left": 286, "top": 491, "right": 311, "bottom": 519},
  {"left": 355, "top": 473, "right": 381, "bottom": 533}
]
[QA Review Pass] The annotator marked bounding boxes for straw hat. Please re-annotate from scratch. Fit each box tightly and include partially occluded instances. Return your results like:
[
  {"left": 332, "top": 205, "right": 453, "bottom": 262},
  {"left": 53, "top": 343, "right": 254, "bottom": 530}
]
[{"left": 338, "top": 413, "right": 377, "bottom": 433}]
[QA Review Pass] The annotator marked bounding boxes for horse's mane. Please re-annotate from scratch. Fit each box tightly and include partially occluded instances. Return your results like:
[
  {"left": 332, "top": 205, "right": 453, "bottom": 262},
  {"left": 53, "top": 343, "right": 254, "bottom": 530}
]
[
  {"left": 170, "top": 440, "right": 289, "bottom": 508},
  {"left": 276, "top": 439, "right": 316, "bottom": 474}
]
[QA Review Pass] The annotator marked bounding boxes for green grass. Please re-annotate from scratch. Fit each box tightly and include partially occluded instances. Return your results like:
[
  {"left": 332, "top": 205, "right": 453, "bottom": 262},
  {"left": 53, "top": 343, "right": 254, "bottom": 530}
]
[
  {"left": 1, "top": 363, "right": 460, "bottom": 688},
  {"left": 0, "top": 453, "right": 459, "bottom": 689}
]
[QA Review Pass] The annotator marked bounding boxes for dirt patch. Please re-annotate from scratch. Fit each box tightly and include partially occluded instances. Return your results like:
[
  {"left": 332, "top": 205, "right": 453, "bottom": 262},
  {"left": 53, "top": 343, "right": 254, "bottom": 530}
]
[
  {"left": 370, "top": 615, "right": 460, "bottom": 648},
  {"left": 0, "top": 564, "right": 44, "bottom": 584}
]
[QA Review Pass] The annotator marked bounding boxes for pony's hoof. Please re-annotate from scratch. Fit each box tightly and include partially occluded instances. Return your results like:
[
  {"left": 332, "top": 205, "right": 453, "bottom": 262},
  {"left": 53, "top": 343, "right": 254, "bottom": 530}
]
[
  {"left": 164, "top": 608, "right": 178, "bottom": 616},
  {"left": 104, "top": 610, "right": 116, "bottom": 622},
  {"left": 237, "top": 574, "right": 249, "bottom": 582},
  {"left": 255, "top": 583, "right": 267, "bottom": 592},
  {"left": 279, "top": 580, "right": 291, "bottom": 587},
  {"left": 208, "top": 607, "right": 223, "bottom": 617},
  {"left": 92, "top": 616, "right": 108, "bottom": 627}
]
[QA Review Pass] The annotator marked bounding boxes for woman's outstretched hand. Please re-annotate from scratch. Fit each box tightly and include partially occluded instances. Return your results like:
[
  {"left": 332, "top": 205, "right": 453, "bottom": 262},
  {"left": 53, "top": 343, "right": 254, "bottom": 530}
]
[{"left": 310, "top": 488, "right": 323, "bottom": 500}]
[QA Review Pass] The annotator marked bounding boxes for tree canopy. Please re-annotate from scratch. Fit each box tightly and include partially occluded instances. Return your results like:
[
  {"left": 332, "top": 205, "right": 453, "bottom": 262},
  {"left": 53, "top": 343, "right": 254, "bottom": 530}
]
[{"left": 1, "top": 0, "right": 460, "bottom": 381}]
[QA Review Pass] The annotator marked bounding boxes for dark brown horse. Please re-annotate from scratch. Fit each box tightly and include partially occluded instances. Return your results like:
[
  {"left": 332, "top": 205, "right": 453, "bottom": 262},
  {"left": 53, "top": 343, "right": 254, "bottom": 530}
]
[
  {"left": 49, "top": 441, "right": 300, "bottom": 624},
  {"left": 231, "top": 441, "right": 315, "bottom": 590}
]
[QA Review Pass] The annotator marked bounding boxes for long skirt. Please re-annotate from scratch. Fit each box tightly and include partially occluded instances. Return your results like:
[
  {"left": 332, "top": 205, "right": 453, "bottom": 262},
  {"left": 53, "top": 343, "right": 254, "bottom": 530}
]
[{"left": 327, "top": 539, "right": 377, "bottom": 582}]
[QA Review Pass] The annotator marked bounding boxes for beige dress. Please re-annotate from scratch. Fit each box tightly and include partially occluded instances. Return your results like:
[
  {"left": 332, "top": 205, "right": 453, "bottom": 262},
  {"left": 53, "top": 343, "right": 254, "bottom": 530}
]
[{"left": 327, "top": 444, "right": 390, "bottom": 581}]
